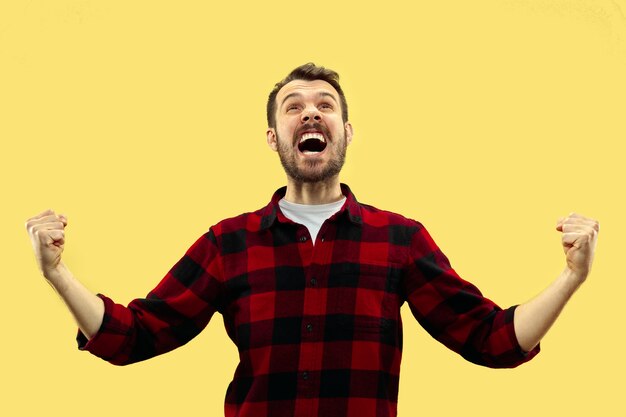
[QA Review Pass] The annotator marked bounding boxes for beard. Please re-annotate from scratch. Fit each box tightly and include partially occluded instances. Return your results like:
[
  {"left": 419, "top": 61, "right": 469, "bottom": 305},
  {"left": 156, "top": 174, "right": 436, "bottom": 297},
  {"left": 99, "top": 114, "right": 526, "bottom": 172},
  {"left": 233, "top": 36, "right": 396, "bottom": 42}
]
[{"left": 276, "top": 126, "right": 347, "bottom": 184}]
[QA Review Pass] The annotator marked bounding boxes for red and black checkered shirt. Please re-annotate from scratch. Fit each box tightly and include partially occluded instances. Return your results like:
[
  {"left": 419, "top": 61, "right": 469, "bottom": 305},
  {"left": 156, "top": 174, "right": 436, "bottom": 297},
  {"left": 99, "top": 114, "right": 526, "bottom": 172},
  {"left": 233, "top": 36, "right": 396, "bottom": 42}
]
[{"left": 78, "top": 184, "right": 539, "bottom": 417}]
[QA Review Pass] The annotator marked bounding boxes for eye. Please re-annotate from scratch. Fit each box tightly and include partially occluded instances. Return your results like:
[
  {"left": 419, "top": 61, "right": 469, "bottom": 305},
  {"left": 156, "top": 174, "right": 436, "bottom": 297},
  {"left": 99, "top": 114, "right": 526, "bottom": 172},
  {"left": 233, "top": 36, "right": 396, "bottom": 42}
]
[
  {"left": 319, "top": 103, "right": 333, "bottom": 110},
  {"left": 286, "top": 104, "right": 300, "bottom": 112}
]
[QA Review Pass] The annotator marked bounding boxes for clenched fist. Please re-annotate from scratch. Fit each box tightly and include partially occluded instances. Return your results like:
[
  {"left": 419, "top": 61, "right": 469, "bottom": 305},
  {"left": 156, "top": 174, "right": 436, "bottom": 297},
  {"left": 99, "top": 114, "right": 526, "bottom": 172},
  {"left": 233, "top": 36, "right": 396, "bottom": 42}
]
[
  {"left": 556, "top": 213, "right": 599, "bottom": 283},
  {"left": 26, "top": 209, "right": 68, "bottom": 281}
]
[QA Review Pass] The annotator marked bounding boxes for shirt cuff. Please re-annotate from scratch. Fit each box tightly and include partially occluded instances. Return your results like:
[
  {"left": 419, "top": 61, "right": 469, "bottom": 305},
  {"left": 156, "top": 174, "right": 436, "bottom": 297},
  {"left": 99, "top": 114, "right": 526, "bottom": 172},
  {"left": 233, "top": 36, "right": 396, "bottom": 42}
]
[
  {"left": 507, "top": 305, "right": 541, "bottom": 363},
  {"left": 75, "top": 294, "right": 123, "bottom": 360}
]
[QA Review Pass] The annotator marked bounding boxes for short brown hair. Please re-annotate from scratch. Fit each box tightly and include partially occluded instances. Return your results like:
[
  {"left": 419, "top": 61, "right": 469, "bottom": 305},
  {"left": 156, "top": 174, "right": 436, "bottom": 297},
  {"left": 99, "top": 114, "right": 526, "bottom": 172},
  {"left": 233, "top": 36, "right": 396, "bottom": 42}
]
[{"left": 266, "top": 63, "right": 349, "bottom": 128}]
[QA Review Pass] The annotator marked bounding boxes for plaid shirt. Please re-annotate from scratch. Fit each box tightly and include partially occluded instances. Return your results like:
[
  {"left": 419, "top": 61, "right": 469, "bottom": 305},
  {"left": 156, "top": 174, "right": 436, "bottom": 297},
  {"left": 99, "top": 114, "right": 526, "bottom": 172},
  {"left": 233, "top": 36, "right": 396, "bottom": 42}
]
[{"left": 78, "top": 184, "right": 539, "bottom": 417}]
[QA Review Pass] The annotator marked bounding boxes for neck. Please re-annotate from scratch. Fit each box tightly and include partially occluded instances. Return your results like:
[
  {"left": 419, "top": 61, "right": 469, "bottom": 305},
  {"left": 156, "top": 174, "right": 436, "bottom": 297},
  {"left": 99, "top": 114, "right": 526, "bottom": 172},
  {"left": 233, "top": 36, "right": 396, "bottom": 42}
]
[{"left": 284, "top": 176, "right": 343, "bottom": 205}]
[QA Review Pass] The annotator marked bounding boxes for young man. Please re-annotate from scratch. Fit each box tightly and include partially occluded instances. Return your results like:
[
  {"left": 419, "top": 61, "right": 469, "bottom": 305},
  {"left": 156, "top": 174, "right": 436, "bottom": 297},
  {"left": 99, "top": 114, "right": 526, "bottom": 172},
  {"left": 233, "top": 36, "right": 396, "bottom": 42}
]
[{"left": 26, "top": 63, "right": 599, "bottom": 417}]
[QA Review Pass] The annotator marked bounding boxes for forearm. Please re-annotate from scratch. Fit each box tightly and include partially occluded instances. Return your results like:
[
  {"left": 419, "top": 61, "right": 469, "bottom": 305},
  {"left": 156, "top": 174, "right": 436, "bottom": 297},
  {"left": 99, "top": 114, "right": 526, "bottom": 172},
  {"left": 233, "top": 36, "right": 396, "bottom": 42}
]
[
  {"left": 513, "top": 267, "right": 584, "bottom": 352},
  {"left": 44, "top": 262, "right": 105, "bottom": 340}
]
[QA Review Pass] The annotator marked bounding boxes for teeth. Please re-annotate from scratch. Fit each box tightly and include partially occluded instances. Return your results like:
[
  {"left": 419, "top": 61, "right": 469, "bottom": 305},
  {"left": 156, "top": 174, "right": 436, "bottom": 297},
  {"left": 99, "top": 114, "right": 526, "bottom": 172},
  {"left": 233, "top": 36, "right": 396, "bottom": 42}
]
[{"left": 299, "top": 132, "right": 325, "bottom": 143}]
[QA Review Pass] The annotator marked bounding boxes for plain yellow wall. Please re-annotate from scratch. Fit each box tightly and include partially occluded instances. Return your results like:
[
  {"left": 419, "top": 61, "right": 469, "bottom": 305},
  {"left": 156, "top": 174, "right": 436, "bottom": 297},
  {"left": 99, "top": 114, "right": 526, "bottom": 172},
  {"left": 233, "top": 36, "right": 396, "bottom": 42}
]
[{"left": 2, "top": 1, "right": 624, "bottom": 415}]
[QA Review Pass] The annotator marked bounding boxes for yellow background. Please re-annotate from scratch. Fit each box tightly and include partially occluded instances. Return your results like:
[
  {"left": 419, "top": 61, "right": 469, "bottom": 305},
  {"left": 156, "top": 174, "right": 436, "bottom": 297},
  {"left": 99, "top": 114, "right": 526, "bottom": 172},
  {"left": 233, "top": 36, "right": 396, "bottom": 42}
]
[{"left": 2, "top": 1, "right": 624, "bottom": 415}]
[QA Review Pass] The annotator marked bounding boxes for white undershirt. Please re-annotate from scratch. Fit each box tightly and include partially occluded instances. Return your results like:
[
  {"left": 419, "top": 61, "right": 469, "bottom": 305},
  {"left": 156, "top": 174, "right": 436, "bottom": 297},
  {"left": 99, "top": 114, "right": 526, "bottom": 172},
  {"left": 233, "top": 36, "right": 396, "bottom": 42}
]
[{"left": 278, "top": 197, "right": 347, "bottom": 244}]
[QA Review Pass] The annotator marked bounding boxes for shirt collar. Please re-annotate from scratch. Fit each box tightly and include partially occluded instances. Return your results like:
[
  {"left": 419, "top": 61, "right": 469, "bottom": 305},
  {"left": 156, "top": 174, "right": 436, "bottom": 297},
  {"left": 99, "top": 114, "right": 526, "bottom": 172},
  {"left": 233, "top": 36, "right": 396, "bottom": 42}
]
[{"left": 259, "top": 183, "right": 363, "bottom": 230}]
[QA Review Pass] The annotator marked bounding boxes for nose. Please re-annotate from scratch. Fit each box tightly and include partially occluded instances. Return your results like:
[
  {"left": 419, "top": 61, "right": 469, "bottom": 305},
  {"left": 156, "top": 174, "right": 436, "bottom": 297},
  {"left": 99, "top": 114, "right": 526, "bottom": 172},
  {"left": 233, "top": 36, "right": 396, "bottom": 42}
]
[{"left": 301, "top": 107, "right": 322, "bottom": 123}]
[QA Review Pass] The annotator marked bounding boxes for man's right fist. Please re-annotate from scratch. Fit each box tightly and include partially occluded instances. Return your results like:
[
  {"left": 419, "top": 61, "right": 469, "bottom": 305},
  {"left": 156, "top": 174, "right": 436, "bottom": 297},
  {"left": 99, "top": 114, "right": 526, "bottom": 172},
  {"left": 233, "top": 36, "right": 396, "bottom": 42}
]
[{"left": 26, "top": 209, "right": 68, "bottom": 279}]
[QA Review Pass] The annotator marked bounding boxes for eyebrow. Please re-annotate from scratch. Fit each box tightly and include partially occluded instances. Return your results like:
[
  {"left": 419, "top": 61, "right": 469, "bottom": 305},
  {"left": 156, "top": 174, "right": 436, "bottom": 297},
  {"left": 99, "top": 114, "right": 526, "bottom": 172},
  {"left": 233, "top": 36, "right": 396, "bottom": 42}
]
[{"left": 280, "top": 91, "right": 338, "bottom": 107}]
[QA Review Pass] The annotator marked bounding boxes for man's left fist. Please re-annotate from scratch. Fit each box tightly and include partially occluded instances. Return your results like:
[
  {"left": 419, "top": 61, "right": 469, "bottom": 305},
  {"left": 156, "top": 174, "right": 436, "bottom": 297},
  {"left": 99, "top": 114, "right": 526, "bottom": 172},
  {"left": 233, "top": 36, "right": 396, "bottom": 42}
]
[{"left": 556, "top": 213, "right": 599, "bottom": 282}]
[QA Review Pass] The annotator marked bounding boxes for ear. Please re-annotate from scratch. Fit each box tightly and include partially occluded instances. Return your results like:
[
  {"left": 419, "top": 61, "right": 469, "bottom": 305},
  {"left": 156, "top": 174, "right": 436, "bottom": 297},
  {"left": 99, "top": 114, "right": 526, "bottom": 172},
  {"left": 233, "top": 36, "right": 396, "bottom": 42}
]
[
  {"left": 344, "top": 122, "right": 354, "bottom": 146},
  {"left": 266, "top": 128, "right": 278, "bottom": 152}
]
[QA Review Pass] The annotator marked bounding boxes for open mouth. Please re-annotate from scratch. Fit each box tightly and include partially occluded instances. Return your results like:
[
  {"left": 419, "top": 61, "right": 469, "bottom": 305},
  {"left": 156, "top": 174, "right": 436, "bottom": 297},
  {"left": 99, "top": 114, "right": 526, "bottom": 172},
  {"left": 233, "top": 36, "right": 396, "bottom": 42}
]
[{"left": 297, "top": 132, "right": 327, "bottom": 155}]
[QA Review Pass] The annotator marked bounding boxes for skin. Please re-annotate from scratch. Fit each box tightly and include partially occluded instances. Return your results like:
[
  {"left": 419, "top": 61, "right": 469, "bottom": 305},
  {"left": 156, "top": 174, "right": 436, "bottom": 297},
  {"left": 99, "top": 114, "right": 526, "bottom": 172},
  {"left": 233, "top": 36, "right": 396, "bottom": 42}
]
[
  {"left": 513, "top": 213, "right": 599, "bottom": 351},
  {"left": 26, "top": 79, "right": 599, "bottom": 353},
  {"left": 266, "top": 79, "right": 353, "bottom": 205},
  {"left": 26, "top": 210, "right": 104, "bottom": 338}
]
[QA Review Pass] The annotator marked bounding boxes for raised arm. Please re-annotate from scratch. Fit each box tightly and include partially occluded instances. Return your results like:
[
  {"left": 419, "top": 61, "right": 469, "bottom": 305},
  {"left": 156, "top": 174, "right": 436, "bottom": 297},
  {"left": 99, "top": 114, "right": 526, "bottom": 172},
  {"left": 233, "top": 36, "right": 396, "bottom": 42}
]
[
  {"left": 513, "top": 213, "right": 599, "bottom": 352},
  {"left": 26, "top": 209, "right": 104, "bottom": 339}
]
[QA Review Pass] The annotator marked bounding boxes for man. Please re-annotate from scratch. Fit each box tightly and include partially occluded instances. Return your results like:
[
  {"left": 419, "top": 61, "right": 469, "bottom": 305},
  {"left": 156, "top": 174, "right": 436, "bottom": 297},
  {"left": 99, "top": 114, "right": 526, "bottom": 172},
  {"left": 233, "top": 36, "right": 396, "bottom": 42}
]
[{"left": 26, "top": 63, "right": 599, "bottom": 417}]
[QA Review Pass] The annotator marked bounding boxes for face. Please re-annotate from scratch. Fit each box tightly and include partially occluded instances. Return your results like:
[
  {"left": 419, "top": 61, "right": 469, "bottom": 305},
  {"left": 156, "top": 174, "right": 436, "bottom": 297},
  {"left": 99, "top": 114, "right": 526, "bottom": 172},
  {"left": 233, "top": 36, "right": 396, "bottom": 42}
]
[{"left": 267, "top": 79, "right": 353, "bottom": 184}]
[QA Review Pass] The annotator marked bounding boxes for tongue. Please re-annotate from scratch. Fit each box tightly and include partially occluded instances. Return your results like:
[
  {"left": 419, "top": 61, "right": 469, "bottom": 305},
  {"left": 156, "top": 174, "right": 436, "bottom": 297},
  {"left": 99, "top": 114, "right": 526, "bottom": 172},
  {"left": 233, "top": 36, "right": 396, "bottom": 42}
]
[{"left": 298, "top": 139, "right": 327, "bottom": 153}]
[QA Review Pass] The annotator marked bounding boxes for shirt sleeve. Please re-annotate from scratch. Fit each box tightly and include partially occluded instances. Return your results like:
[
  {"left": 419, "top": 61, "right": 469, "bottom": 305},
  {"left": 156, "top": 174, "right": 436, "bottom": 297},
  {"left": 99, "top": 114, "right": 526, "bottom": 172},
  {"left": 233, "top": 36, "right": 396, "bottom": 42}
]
[
  {"left": 403, "top": 223, "right": 540, "bottom": 368},
  {"left": 76, "top": 229, "right": 225, "bottom": 365}
]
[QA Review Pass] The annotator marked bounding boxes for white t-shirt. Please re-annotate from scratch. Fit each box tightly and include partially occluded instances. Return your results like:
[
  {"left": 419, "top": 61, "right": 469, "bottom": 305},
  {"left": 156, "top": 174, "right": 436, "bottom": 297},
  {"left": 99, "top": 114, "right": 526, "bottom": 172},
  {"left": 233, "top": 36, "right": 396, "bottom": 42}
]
[{"left": 278, "top": 197, "right": 347, "bottom": 244}]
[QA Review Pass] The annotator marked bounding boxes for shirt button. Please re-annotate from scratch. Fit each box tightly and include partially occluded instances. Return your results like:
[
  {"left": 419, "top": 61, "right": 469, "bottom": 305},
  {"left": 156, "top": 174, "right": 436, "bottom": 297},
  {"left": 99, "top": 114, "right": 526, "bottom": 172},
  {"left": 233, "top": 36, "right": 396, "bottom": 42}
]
[
  {"left": 321, "top": 236, "right": 325, "bottom": 242},
  {"left": 306, "top": 323, "right": 313, "bottom": 332},
  {"left": 310, "top": 278, "right": 317, "bottom": 286},
  {"left": 299, "top": 236, "right": 307, "bottom": 242},
  {"left": 302, "top": 371, "right": 309, "bottom": 380}
]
